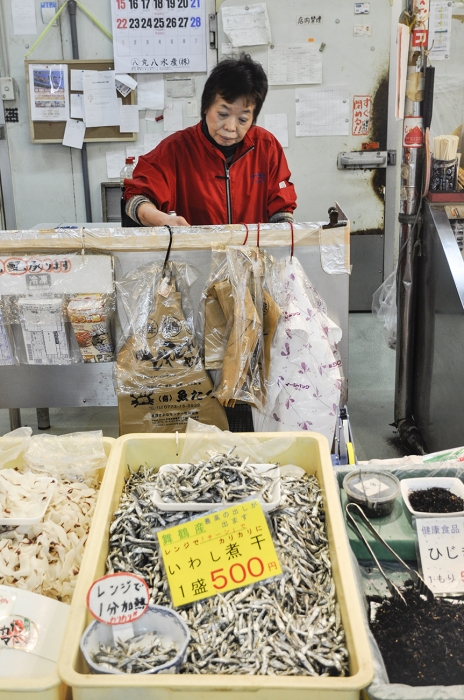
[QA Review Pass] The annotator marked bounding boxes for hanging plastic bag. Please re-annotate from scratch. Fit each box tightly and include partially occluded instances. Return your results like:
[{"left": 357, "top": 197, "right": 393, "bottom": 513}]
[
  {"left": 116, "top": 260, "right": 228, "bottom": 434},
  {"left": 372, "top": 268, "right": 397, "bottom": 350},
  {"left": 252, "top": 255, "right": 343, "bottom": 447},
  {"left": 67, "top": 292, "right": 116, "bottom": 363}
]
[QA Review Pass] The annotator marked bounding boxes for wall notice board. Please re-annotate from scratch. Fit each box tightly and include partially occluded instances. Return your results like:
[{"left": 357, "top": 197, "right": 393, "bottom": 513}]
[{"left": 25, "top": 59, "right": 136, "bottom": 144}]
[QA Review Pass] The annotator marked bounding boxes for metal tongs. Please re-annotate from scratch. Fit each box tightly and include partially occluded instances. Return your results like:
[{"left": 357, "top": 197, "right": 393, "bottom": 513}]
[{"left": 345, "top": 502, "right": 434, "bottom": 606}]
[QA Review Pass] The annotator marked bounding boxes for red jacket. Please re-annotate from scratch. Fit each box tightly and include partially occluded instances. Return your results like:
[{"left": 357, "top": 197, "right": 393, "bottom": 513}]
[{"left": 124, "top": 122, "right": 297, "bottom": 225}]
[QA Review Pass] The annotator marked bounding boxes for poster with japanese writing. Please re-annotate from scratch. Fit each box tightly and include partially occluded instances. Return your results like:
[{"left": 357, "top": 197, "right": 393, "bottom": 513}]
[
  {"left": 352, "top": 95, "right": 371, "bottom": 136},
  {"left": 416, "top": 516, "right": 464, "bottom": 595},
  {"left": 110, "top": 0, "right": 207, "bottom": 74},
  {"left": 28, "top": 64, "right": 69, "bottom": 122},
  {"left": 157, "top": 499, "right": 282, "bottom": 606}
]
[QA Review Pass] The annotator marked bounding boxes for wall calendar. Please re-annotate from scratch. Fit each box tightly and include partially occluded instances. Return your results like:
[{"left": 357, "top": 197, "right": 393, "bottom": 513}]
[{"left": 111, "top": 0, "right": 207, "bottom": 74}]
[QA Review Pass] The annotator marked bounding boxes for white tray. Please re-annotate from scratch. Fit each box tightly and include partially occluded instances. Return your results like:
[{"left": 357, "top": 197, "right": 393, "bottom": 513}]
[
  {"left": 0, "top": 476, "right": 56, "bottom": 526},
  {"left": 152, "top": 463, "right": 281, "bottom": 513},
  {"left": 400, "top": 476, "right": 464, "bottom": 518}
]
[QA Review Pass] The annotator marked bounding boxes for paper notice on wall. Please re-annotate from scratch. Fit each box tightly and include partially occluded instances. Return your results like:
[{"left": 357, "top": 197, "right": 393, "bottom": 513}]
[
  {"left": 268, "top": 45, "right": 322, "bottom": 86},
  {"left": 137, "top": 74, "right": 164, "bottom": 111},
  {"left": 165, "top": 77, "right": 195, "bottom": 98},
  {"left": 106, "top": 150, "right": 126, "bottom": 179},
  {"left": 115, "top": 74, "right": 138, "bottom": 97},
  {"left": 164, "top": 101, "right": 183, "bottom": 132},
  {"left": 144, "top": 134, "right": 164, "bottom": 152},
  {"left": 428, "top": 1, "right": 452, "bottom": 60},
  {"left": 295, "top": 88, "right": 350, "bottom": 136},
  {"left": 264, "top": 113, "right": 289, "bottom": 147},
  {"left": 11, "top": 0, "right": 37, "bottom": 34},
  {"left": 70, "top": 69, "right": 84, "bottom": 91},
  {"left": 62, "top": 118, "right": 86, "bottom": 149},
  {"left": 221, "top": 3, "right": 271, "bottom": 47},
  {"left": 70, "top": 93, "right": 84, "bottom": 119},
  {"left": 221, "top": 42, "right": 240, "bottom": 60},
  {"left": 119, "top": 104, "right": 140, "bottom": 133},
  {"left": 82, "top": 70, "right": 120, "bottom": 128}
]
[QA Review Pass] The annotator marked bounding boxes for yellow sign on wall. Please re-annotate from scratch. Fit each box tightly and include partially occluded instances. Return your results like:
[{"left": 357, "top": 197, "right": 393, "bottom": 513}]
[{"left": 157, "top": 499, "right": 282, "bottom": 607}]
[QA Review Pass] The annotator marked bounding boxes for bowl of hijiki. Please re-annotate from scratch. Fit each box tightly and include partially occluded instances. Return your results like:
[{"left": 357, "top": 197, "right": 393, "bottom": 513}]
[{"left": 80, "top": 605, "right": 190, "bottom": 674}]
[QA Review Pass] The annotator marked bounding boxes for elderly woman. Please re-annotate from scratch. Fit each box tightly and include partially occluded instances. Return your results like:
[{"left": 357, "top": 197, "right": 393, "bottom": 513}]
[{"left": 124, "top": 53, "right": 297, "bottom": 227}]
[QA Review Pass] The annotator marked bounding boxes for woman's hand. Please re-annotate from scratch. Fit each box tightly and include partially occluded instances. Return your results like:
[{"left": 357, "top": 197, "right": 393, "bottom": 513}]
[{"left": 137, "top": 202, "right": 189, "bottom": 227}]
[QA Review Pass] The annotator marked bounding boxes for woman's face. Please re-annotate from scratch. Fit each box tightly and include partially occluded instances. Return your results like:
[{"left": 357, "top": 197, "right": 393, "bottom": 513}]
[{"left": 204, "top": 95, "right": 255, "bottom": 146}]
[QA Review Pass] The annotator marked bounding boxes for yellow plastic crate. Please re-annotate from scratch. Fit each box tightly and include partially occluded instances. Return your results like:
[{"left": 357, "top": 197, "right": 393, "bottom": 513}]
[
  {"left": 59, "top": 432, "right": 374, "bottom": 700},
  {"left": 0, "top": 436, "right": 115, "bottom": 700}
]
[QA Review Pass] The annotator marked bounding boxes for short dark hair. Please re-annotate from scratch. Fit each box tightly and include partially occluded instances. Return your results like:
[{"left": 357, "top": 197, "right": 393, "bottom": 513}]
[{"left": 201, "top": 53, "right": 268, "bottom": 123}]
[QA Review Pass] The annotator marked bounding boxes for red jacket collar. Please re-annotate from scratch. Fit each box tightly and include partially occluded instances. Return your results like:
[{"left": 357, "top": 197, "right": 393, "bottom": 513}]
[{"left": 196, "top": 121, "right": 255, "bottom": 161}]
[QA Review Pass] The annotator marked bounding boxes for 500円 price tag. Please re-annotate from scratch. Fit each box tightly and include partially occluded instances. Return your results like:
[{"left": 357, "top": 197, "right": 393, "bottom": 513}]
[{"left": 157, "top": 499, "right": 282, "bottom": 606}]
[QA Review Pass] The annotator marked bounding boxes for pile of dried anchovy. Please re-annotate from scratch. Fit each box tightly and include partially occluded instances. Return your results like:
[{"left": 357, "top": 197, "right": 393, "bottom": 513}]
[
  {"left": 90, "top": 632, "right": 179, "bottom": 673},
  {"left": 107, "top": 466, "right": 349, "bottom": 677},
  {"left": 155, "top": 452, "right": 277, "bottom": 504}
]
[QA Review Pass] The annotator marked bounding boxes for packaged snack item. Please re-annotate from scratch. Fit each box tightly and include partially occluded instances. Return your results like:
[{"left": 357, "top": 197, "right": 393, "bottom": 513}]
[
  {"left": 67, "top": 294, "right": 114, "bottom": 363},
  {"left": 18, "top": 297, "right": 70, "bottom": 365}
]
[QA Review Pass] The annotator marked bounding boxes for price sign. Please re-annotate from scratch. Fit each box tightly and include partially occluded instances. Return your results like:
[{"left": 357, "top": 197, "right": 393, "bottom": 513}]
[
  {"left": 416, "top": 516, "right": 464, "bottom": 595},
  {"left": 111, "top": 0, "right": 207, "bottom": 74},
  {"left": 157, "top": 499, "right": 282, "bottom": 607},
  {"left": 87, "top": 572, "right": 149, "bottom": 624}
]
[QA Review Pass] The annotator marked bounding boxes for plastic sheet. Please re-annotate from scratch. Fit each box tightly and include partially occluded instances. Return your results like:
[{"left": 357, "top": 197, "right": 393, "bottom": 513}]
[
  {"left": 115, "top": 261, "right": 228, "bottom": 433},
  {"left": 251, "top": 255, "right": 343, "bottom": 446},
  {"left": 23, "top": 430, "right": 107, "bottom": 483},
  {"left": 0, "top": 427, "right": 32, "bottom": 468},
  {"left": 179, "top": 417, "right": 295, "bottom": 464},
  {"left": 372, "top": 269, "right": 397, "bottom": 350}
]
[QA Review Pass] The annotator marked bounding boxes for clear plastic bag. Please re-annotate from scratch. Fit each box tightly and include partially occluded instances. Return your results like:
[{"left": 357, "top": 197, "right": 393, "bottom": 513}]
[
  {"left": 0, "top": 427, "right": 32, "bottom": 468},
  {"left": 179, "top": 417, "right": 295, "bottom": 464},
  {"left": 251, "top": 254, "right": 344, "bottom": 446},
  {"left": 205, "top": 247, "right": 279, "bottom": 411},
  {"left": 115, "top": 261, "right": 228, "bottom": 434},
  {"left": 372, "top": 268, "right": 397, "bottom": 350},
  {"left": 23, "top": 430, "right": 106, "bottom": 482},
  {"left": 5, "top": 294, "right": 82, "bottom": 365},
  {"left": 0, "top": 298, "right": 15, "bottom": 365}
]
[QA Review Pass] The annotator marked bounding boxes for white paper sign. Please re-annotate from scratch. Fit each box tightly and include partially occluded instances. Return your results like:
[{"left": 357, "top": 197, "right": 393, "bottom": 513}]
[
  {"left": 11, "top": 0, "right": 37, "bottom": 34},
  {"left": 29, "top": 64, "right": 69, "bottom": 122},
  {"left": 40, "top": 1, "right": 56, "bottom": 25},
  {"left": 119, "top": 104, "right": 139, "bottom": 133},
  {"left": 165, "top": 76, "right": 195, "bottom": 98},
  {"left": 82, "top": 70, "right": 120, "bottom": 128},
  {"left": 70, "top": 93, "right": 84, "bottom": 119},
  {"left": 428, "top": 1, "right": 452, "bottom": 60},
  {"left": 62, "top": 118, "right": 86, "bottom": 149},
  {"left": 115, "top": 73, "right": 138, "bottom": 97},
  {"left": 110, "top": 0, "right": 207, "bottom": 74},
  {"left": 268, "top": 45, "right": 322, "bottom": 86},
  {"left": 0, "top": 254, "right": 114, "bottom": 295},
  {"left": 87, "top": 573, "right": 149, "bottom": 625},
  {"left": 222, "top": 3, "right": 272, "bottom": 47},
  {"left": 416, "top": 516, "right": 464, "bottom": 594},
  {"left": 137, "top": 74, "right": 164, "bottom": 111},
  {"left": 264, "top": 113, "right": 288, "bottom": 147},
  {"left": 144, "top": 133, "right": 164, "bottom": 152},
  {"left": 106, "top": 150, "right": 126, "bottom": 179},
  {"left": 295, "top": 88, "right": 350, "bottom": 136},
  {"left": 70, "top": 69, "right": 84, "bottom": 91},
  {"left": 164, "top": 101, "right": 183, "bottom": 132}
]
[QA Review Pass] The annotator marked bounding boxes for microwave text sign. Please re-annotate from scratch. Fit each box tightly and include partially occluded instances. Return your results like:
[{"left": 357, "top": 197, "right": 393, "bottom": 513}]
[{"left": 86, "top": 572, "right": 150, "bottom": 625}]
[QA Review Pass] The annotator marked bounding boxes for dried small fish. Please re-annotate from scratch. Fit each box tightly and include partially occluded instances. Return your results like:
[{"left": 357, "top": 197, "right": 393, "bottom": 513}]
[
  {"left": 107, "top": 466, "right": 349, "bottom": 677},
  {"left": 90, "top": 632, "right": 179, "bottom": 673},
  {"left": 156, "top": 453, "right": 277, "bottom": 504}
]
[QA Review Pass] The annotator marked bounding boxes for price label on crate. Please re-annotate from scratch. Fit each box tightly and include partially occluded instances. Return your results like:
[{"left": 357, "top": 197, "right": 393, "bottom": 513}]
[
  {"left": 111, "top": 0, "right": 207, "bottom": 74},
  {"left": 157, "top": 499, "right": 282, "bottom": 607},
  {"left": 87, "top": 572, "right": 149, "bottom": 625}
]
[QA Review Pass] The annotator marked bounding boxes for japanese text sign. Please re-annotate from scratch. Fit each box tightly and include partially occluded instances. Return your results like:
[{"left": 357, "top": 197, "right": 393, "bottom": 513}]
[
  {"left": 352, "top": 95, "right": 371, "bottom": 136},
  {"left": 87, "top": 572, "right": 149, "bottom": 625},
  {"left": 157, "top": 499, "right": 282, "bottom": 606},
  {"left": 110, "top": 0, "right": 207, "bottom": 74},
  {"left": 416, "top": 516, "right": 464, "bottom": 595}
]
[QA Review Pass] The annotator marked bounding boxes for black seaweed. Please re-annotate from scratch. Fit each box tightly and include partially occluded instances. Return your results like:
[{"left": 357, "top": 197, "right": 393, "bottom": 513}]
[
  {"left": 409, "top": 487, "right": 464, "bottom": 513},
  {"left": 369, "top": 584, "right": 464, "bottom": 685}
]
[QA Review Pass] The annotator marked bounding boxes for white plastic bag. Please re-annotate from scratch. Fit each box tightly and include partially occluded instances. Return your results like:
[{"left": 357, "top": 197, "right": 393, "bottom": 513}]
[
  {"left": 0, "top": 427, "right": 32, "bottom": 468},
  {"left": 372, "top": 269, "right": 397, "bottom": 350},
  {"left": 23, "top": 430, "right": 106, "bottom": 482}
]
